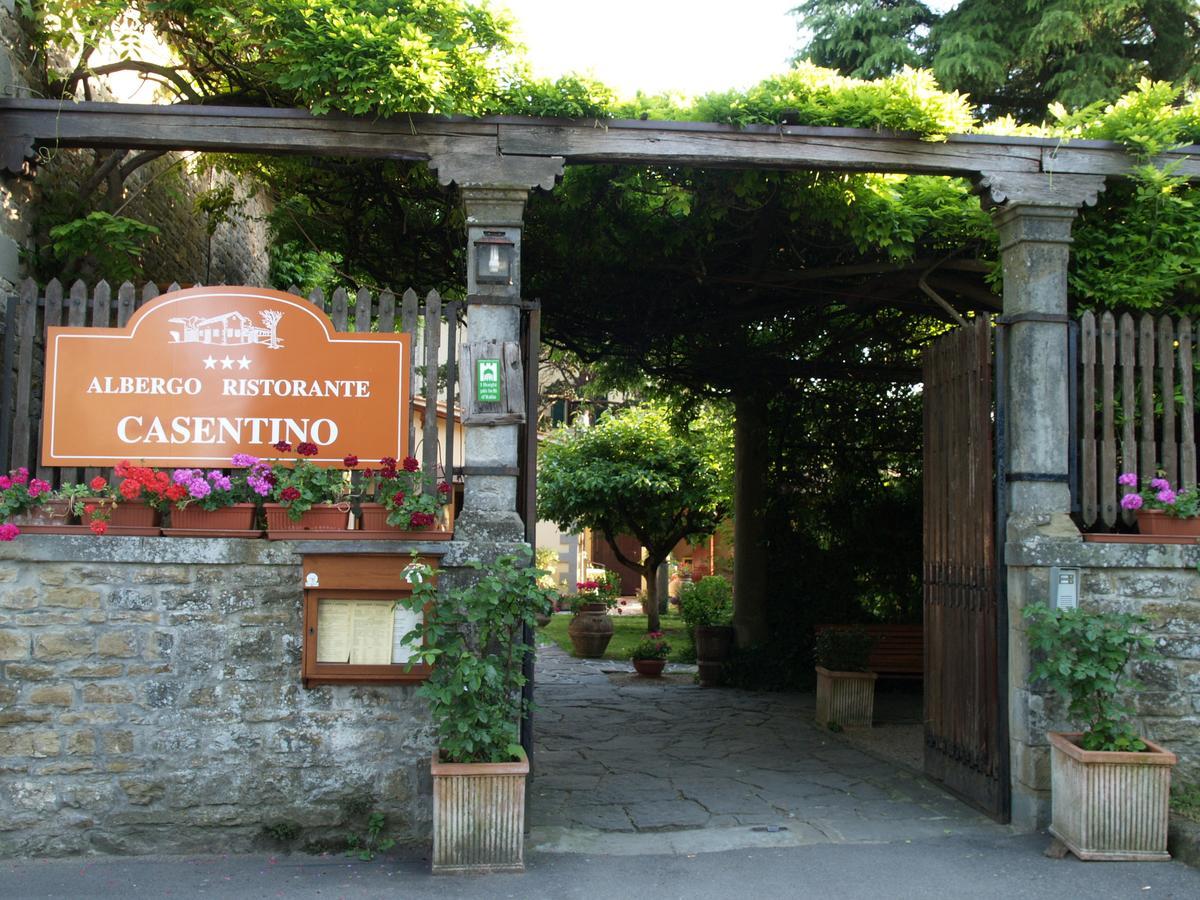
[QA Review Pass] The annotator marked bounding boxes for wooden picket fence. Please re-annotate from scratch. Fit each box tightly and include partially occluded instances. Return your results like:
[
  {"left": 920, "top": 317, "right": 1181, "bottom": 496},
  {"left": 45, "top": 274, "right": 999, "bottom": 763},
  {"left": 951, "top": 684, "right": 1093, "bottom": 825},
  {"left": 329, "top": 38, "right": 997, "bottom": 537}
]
[
  {"left": 1077, "top": 310, "right": 1199, "bottom": 530},
  {"left": 0, "top": 279, "right": 460, "bottom": 487}
]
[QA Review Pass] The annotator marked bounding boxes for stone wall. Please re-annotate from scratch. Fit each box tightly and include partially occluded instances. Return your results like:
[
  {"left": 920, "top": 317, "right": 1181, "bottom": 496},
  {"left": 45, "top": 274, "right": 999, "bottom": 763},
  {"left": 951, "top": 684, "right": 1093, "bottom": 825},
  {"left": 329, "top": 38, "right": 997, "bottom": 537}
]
[
  {"left": 0, "top": 535, "right": 491, "bottom": 857},
  {"left": 1006, "top": 522, "right": 1200, "bottom": 829}
]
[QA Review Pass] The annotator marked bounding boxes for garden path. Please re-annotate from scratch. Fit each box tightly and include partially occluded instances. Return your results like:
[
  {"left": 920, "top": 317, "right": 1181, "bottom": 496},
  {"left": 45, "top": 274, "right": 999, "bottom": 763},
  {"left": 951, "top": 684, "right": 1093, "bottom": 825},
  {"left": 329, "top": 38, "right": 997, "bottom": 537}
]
[{"left": 528, "top": 643, "right": 1008, "bottom": 854}]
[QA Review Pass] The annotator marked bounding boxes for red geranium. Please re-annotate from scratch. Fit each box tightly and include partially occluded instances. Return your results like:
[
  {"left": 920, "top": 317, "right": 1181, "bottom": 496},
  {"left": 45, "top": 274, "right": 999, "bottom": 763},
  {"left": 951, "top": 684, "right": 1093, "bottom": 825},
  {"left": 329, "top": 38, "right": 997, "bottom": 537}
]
[
  {"left": 89, "top": 520, "right": 107, "bottom": 535},
  {"left": 343, "top": 454, "right": 358, "bottom": 468},
  {"left": 409, "top": 511, "right": 435, "bottom": 528},
  {"left": 165, "top": 483, "right": 187, "bottom": 502},
  {"left": 296, "top": 442, "right": 319, "bottom": 457},
  {"left": 437, "top": 481, "right": 451, "bottom": 495},
  {"left": 273, "top": 441, "right": 291, "bottom": 452},
  {"left": 402, "top": 456, "right": 419, "bottom": 472},
  {"left": 89, "top": 476, "right": 108, "bottom": 492},
  {"left": 280, "top": 486, "right": 301, "bottom": 502}
]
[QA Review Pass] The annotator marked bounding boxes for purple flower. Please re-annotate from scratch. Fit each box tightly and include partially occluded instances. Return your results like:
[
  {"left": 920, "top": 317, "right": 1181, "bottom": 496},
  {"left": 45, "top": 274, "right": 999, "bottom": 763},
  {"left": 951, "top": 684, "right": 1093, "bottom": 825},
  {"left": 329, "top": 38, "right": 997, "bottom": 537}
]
[
  {"left": 1121, "top": 493, "right": 1145, "bottom": 510},
  {"left": 247, "top": 475, "right": 271, "bottom": 496},
  {"left": 172, "top": 468, "right": 196, "bottom": 485},
  {"left": 231, "top": 454, "right": 259, "bottom": 468},
  {"left": 1151, "top": 477, "right": 1170, "bottom": 491},
  {"left": 187, "top": 478, "right": 211, "bottom": 500},
  {"left": 1157, "top": 488, "right": 1177, "bottom": 504},
  {"left": 208, "top": 473, "right": 232, "bottom": 492},
  {"left": 1117, "top": 472, "right": 1139, "bottom": 487}
]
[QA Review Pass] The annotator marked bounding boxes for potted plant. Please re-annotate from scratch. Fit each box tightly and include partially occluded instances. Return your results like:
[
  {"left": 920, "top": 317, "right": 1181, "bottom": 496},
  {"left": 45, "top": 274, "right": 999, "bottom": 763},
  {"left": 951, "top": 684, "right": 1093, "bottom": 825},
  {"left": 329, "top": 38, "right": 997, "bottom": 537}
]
[
  {"left": 678, "top": 576, "right": 734, "bottom": 687},
  {"left": 396, "top": 549, "right": 556, "bottom": 874},
  {"left": 357, "top": 455, "right": 453, "bottom": 537},
  {"left": 566, "top": 578, "right": 617, "bottom": 658},
  {"left": 164, "top": 454, "right": 270, "bottom": 535},
  {"left": 264, "top": 441, "right": 353, "bottom": 534},
  {"left": 79, "top": 464, "right": 169, "bottom": 535},
  {"left": 631, "top": 632, "right": 671, "bottom": 677},
  {"left": 1025, "top": 602, "right": 1177, "bottom": 861},
  {"left": 0, "top": 467, "right": 58, "bottom": 530},
  {"left": 1119, "top": 472, "right": 1200, "bottom": 536},
  {"left": 814, "top": 627, "right": 878, "bottom": 728}
]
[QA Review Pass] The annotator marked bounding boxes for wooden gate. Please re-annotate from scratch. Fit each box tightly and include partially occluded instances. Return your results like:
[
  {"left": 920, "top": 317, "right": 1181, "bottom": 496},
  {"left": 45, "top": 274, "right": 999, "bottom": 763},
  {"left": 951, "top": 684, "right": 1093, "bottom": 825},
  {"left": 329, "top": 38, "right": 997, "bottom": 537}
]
[{"left": 922, "top": 315, "right": 1009, "bottom": 822}]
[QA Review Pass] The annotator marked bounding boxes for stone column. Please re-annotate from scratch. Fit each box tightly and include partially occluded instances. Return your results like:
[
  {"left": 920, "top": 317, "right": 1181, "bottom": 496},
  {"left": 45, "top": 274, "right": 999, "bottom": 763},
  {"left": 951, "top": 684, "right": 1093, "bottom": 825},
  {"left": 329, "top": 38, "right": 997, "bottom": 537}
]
[
  {"left": 977, "top": 172, "right": 1105, "bottom": 830},
  {"left": 978, "top": 173, "right": 1106, "bottom": 525},
  {"left": 429, "top": 155, "right": 563, "bottom": 543},
  {"left": 458, "top": 186, "right": 528, "bottom": 541}
]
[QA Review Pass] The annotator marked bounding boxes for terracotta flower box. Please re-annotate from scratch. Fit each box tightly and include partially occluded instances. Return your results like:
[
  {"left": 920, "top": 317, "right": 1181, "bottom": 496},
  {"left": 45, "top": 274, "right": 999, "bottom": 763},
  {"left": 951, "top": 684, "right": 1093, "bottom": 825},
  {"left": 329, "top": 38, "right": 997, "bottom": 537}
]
[
  {"left": 815, "top": 666, "right": 877, "bottom": 727},
  {"left": 81, "top": 499, "right": 161, "bottom": 535},
  {"left": 357, "top": 501, "right": 454, "bottom": 540},
  {"left": 431, "top": 749, "right": 528, "bottom": 874},
  {"left": 1135, "top": 509, "right": 1200, "bottom": 537},
  {"left": 8, "top": 499, "right": 75, "bottom": 533},
  {"left": 1049, "top": 731, "right": 1177, "bottom": 861},
  {"left": 264, "top": 503, "right": 352, "bottom": 538},
  {"left": 164, "top": 503, "right": 260, "bottom": 537}
]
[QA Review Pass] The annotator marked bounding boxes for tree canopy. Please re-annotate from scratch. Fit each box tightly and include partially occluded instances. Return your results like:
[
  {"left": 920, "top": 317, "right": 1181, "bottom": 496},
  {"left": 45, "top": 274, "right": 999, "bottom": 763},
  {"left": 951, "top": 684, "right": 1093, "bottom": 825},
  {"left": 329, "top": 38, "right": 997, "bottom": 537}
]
[
  {"left": 537, "top": 406, "right": 730, "bottom": 632},
  {"left": 794, "top": 0, "right": 1200, "bottom": 119}
]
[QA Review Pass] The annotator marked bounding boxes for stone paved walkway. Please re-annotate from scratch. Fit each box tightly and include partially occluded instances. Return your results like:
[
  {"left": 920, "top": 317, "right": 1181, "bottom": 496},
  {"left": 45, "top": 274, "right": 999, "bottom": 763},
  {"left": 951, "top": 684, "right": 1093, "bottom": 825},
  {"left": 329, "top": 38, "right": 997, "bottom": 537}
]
[{"left": 529, "top": 643, "right": 1007, "bottom": 852}]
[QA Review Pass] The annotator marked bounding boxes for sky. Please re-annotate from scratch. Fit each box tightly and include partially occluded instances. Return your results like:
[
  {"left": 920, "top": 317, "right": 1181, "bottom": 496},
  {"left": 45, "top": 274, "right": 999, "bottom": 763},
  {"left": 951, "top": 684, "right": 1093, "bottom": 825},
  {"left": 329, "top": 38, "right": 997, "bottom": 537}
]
[
  {"left": 497, "top": 1, "right": 802, "bottom": 99},
  {"left": 497, "top": 1, "right": 963, "bottom": 100}
]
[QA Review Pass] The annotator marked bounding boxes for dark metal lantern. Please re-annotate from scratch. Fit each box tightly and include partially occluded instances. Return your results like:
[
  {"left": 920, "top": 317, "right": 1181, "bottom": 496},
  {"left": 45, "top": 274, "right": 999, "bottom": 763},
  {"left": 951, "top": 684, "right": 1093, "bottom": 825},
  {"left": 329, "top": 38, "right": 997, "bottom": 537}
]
[{"left": 474, "top": 231, "right": 514, "bottom": 285}]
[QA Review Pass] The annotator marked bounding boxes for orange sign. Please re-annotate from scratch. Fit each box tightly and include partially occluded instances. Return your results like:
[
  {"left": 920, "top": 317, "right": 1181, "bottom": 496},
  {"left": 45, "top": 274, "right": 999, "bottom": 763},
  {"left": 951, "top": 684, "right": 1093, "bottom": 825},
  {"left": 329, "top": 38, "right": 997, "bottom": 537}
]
[{"left": 41, "top": 286, "right": 409, "bottom": 467}]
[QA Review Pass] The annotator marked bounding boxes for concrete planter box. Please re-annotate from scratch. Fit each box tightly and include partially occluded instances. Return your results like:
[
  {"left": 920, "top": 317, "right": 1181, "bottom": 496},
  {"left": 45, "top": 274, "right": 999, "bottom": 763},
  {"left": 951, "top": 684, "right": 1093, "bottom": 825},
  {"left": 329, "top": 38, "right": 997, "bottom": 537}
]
[
  {"left": 815, "top": 666, "right": 877, "bottom": 727},
  {"left": 1049, "top": 731, "right": 1178, "bottom": 861},
  {"left": 431, "top": 749, "right": 528, "bottom": 874}
]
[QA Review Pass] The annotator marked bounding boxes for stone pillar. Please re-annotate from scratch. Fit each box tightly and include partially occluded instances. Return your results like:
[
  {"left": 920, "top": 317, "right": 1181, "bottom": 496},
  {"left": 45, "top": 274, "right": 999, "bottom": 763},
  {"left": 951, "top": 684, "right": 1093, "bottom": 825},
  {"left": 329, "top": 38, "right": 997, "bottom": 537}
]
[
  {"left": 430, "top": 155, "right": 563, "bottom": 543},
  {"left": 977, "top": 172, "right": 1106, "bottom": 830},
  {"left": 979, "top": 173, "right": 1106, "bottom": 525},
  {"left": 732, "top": 393, "right": 769, "bottom": 647},
  {"left": 458, "top": 186, "right": 528, "bottom": 542}
]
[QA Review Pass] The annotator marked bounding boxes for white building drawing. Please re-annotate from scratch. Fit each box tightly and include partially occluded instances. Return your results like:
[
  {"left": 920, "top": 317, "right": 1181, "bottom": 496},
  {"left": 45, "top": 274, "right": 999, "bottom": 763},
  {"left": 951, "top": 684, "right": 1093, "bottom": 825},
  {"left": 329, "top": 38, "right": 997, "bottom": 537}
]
[{"left": 168, "top": 309, "right": 284, "bottom": 348}]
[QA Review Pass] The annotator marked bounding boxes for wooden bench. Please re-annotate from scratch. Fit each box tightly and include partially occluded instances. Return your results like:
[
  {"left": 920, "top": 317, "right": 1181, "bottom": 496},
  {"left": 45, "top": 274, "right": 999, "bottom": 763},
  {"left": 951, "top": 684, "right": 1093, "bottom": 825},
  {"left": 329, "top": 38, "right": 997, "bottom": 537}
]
[{"left": 814, "top": 624, "right": 924, "bottom": 679}]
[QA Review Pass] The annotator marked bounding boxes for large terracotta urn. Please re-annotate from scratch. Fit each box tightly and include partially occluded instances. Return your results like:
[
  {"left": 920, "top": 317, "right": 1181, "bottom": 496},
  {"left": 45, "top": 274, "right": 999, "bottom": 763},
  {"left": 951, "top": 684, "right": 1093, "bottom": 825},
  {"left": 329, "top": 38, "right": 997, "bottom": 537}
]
[{"left": 567, "top": 603, "right": 614, "bottom": 658}]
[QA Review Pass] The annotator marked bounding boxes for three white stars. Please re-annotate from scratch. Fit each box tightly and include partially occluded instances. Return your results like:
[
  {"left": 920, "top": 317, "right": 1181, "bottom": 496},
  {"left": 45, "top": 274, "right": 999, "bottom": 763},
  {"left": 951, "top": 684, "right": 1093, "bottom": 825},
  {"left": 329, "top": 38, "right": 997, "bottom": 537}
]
[{"left": 202, "top": 355, "right": 252, "bottom": 370}]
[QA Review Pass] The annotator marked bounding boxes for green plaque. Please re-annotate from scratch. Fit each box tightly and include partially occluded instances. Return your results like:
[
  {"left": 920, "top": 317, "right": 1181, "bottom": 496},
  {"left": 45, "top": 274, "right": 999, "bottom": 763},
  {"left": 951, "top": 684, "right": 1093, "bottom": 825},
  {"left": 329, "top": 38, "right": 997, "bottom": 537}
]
[{"left": 477, "top": 358, "right": 502, "bottom": 403}]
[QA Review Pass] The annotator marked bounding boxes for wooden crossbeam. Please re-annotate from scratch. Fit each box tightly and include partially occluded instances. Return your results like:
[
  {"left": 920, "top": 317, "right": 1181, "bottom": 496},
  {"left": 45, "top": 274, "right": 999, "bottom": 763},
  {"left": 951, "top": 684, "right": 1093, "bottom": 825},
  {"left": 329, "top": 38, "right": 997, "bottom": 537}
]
[{"left": 2, "top": 98, "right": 1197, "bottom": 180}]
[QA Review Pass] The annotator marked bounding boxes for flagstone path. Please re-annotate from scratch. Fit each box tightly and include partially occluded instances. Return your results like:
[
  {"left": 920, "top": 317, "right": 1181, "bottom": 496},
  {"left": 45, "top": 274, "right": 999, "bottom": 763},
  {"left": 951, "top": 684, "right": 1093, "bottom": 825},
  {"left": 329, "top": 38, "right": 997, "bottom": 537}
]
[{"left": 528, "top": 643, "right": 1007, "bottom": 851}]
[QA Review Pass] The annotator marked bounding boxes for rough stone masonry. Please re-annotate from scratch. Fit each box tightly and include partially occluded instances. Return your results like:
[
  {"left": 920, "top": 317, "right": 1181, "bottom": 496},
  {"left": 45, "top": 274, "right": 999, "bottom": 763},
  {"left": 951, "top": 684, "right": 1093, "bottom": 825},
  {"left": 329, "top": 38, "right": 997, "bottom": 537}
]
[
  {"left": 1006, "top": 526, "right": 1200, "bottom": 828},
  {"left": 0, "top": 535, "right": 500, "bottom": 857}
]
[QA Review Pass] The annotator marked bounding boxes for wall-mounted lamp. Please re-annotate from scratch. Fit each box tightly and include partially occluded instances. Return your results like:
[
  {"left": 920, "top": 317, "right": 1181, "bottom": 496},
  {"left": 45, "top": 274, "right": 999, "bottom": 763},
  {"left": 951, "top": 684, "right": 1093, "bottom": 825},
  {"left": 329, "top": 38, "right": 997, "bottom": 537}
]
[{"left": 474, "top": 231, "right": 515, "bottom": 286}]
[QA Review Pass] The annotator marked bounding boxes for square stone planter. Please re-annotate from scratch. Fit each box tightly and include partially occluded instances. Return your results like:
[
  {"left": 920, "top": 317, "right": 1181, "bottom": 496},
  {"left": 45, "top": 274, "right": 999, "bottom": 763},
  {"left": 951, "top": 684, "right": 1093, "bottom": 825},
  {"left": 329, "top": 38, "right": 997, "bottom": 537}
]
[
  {"left": 1049, "top": 731, "right": 1178, "bottom": 861},
  {"left": 431, "top": 749, "right": 528, "bottom": 874},
  {"left": 815, "top": 666, "right": 877, "bottom": 727}
]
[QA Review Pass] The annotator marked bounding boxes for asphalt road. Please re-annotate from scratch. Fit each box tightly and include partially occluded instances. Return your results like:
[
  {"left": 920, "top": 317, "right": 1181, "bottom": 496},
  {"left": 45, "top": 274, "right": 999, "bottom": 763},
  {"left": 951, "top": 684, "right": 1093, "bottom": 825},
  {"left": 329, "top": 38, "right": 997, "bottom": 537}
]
[{"left": 4, "top": 832, "right": 1200, "bottom": 900}]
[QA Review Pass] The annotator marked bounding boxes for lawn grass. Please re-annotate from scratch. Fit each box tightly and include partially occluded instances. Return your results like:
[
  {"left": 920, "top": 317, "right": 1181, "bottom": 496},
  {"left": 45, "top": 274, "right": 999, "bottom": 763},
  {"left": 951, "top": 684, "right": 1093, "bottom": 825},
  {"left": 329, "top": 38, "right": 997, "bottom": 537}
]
[{"left": 538, "top": 612, "right": 694, "bottom": 663}]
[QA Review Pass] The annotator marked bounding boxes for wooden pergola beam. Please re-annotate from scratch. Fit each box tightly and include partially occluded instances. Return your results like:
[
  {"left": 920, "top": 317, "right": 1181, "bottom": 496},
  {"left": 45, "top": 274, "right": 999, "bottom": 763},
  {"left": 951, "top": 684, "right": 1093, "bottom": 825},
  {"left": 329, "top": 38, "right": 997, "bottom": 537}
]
[{"left": 2, "top": 98, "right": 1197, "bottom": 180}]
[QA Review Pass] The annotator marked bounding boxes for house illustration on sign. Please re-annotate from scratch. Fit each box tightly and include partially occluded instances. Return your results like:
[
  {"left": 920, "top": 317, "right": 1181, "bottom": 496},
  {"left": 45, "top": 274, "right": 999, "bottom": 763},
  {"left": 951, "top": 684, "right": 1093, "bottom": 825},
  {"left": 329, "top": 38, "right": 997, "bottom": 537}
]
[{"left": 168, "top": 309, "right": 284, "bottom": 348}]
